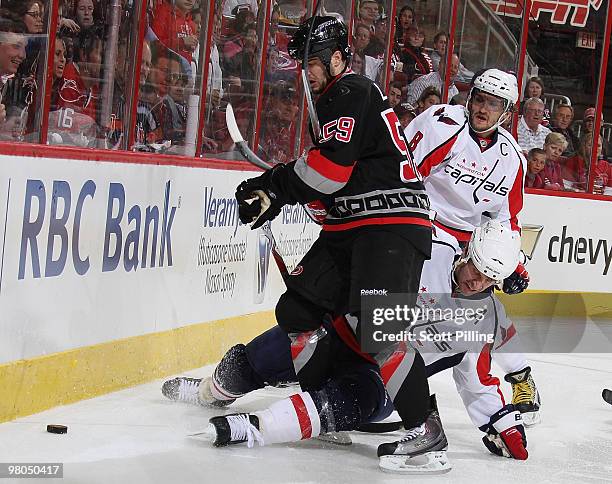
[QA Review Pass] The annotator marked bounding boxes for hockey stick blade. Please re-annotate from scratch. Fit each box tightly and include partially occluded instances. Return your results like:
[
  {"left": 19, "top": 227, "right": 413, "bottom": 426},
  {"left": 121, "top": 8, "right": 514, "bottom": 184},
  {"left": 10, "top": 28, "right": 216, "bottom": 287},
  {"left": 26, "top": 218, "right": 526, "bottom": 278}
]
[
  {"left": 225, "top": 103, "right": 272, "bottom": 170},
  {"left": 357, "top": 420, "right": 403, "bottom": 433},
  {"left": 603, "top": 389, "right": 612, "bottom": 405}
]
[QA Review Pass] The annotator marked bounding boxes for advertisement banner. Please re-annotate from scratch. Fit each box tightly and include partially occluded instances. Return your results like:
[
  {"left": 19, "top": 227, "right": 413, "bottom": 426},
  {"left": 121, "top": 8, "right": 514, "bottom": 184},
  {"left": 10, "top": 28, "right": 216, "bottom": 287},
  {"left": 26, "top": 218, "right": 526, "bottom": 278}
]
[
  {"left": 522, "top": 193, "right": 612, "bottom": 293},
  {"left": 0, "top": 155, "right": 320, "bottom": 364}
]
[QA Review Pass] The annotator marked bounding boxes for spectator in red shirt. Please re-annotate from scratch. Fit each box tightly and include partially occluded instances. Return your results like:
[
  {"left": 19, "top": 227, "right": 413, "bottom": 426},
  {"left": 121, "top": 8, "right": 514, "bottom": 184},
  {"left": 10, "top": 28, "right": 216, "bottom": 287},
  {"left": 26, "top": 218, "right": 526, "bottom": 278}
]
[
  {"left": 562, "top": 131, "right": 612, "bottom": 194},
  {"left": 525, "top": 147, "right": 546, "bottom": 189},
  {"left": 50, "top": 36, "right": 67, "bottom": 110},
  {"left": 151, "top": 0, "right": 198, "bottom": 64},
  {"left": 57, "top": 27, "right": 103, "bottom": 123},
  {"left": 541, "top": 132, "right": 568, "bottom": 191}
]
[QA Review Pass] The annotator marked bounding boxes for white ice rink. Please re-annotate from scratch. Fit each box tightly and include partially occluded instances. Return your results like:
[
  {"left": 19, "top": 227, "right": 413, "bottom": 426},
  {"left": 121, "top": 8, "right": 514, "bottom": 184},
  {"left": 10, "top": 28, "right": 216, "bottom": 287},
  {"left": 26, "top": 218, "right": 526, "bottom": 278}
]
[{"left": 2, "top": 320, "right": 612, "bottom": 484}]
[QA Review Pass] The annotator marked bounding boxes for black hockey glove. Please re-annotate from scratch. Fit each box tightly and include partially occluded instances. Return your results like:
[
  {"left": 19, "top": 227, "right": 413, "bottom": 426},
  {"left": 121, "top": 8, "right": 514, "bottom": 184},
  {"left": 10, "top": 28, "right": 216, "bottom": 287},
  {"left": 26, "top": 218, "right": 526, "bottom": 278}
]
[
  {"left": 236, "top": 164, "right": 287, "bottom": 229},
  {"left": 481, "top": 405, "right": 527, "bottom": 460},
  {"left": 502, "top": 262, "right": 529, "bottom": 295}
]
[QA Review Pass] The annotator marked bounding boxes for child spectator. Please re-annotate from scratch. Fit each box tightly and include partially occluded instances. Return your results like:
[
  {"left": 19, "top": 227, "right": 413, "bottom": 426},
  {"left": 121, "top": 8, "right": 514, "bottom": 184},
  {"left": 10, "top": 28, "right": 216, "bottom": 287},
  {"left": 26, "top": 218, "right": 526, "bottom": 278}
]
[
  {"left": 525, "top": 147, "right": 546, "bottom": 189},
  {"left": 151, "top": 0, "right": 198, "bottom": 64},
  {"left": 541, "top": 132, "right": 568, "bottom": 191},
  {"left": 563, "top": 131, "right": 611, "bottom": 194},
  {"left": 416, "top": 86, "right": 441, "bottom": 114}
]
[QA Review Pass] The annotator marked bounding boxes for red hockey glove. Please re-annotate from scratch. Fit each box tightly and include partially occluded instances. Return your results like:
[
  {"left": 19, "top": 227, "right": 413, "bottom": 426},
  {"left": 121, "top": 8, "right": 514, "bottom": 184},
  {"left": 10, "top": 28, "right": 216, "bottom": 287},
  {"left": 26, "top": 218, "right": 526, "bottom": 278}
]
[
  {"left": 502, "top": 262, "right": 529, "bottom": 295},
  {"left": 304, "top": 200, "right": 328, "bottom": 224},
  {"left": 481, "top": 405, "right": 528, "bottom": 460}
]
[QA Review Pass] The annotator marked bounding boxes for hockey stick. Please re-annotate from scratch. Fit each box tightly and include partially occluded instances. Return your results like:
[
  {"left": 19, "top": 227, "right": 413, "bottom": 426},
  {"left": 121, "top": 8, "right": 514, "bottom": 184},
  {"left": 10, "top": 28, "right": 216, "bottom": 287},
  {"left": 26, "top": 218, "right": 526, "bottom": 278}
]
[
  {"left": 603, "top": 389, "right": 612, "bottom": 405},
  {"left": 302, "top": 1, "right": 322, "bottom": 142},
  {"left": 225, "top": 103, "right": 272, "bottom": 170}
]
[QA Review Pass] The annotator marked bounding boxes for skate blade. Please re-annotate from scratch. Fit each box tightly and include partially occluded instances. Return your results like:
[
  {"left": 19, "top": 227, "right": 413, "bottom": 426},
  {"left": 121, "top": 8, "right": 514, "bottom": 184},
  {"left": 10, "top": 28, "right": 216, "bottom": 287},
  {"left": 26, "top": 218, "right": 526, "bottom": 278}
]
[
  {"left": 315, "top": 432, "right": 353, "bottom": 446},
  {"left": 379, "top": 451, "right": 452, "bottom": 474},
  {"left": 521, "top": 411, "right": 542, "bottom": 427},
  {"left": 187, "top": 424, "right": 217, "bottom": 442}
]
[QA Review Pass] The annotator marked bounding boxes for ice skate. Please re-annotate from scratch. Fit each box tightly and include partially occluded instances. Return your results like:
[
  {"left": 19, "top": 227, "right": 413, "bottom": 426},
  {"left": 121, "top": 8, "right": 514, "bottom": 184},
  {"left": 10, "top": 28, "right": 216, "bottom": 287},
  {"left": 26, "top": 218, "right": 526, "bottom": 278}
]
[
  {"left": 208, "top": 413, "right": 264, "bottom": 448},
  {"left": 377, "top": 405, "right": 451, "bottom": 474},
  {"left": 315, "top": 432, "right": 352, "bottom": 445},
  {"left": 161, "top": 376, "right": 234, "bottom": 407},
  {"left": 505, "top": 367, "right": 541, "bottom": 426}
]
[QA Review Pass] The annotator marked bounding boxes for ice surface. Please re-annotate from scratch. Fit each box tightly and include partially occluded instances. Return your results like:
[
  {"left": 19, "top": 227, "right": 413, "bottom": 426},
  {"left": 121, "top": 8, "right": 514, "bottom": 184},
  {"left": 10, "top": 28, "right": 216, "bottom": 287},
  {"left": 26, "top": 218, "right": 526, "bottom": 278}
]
[{"left": 1, "top": 334, "right": 612, "bottom": 483}]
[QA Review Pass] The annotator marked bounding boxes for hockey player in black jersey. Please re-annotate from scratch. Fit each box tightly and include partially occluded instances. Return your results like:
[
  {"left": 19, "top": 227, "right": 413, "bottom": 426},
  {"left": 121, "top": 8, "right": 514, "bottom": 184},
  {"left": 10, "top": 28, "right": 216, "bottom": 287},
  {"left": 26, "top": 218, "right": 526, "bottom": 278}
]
[{"left": 232, "top": 15, "right": 445, "bottom": 471}]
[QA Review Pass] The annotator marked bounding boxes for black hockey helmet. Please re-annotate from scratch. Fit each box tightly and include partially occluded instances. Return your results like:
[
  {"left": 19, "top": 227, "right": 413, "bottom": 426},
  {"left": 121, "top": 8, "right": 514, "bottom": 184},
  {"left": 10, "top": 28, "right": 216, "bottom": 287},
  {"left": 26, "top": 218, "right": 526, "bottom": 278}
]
[{"left": 288, "top": 16, "right": 351, "bottom": 71}]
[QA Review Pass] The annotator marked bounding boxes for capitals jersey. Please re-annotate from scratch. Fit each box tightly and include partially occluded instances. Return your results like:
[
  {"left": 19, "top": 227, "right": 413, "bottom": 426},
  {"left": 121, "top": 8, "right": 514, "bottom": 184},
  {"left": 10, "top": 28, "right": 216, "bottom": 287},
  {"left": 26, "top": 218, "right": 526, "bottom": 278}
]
[
  {"left": 382, "top": 228, "right": 510, "bottom": 429},
  {"left": 271, "top": 72, "right": 432, "bottom": 254},
  {"left": 405, "top": 104, "right": 526, "bottom": 242}
]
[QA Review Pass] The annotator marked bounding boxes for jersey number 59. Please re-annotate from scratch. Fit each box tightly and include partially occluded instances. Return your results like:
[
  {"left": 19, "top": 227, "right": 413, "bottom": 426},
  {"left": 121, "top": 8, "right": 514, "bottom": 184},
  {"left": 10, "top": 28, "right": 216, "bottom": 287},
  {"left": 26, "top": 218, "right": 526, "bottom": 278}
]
[{"left": 381, "top": 109, "right": 421, "bottom": 183}]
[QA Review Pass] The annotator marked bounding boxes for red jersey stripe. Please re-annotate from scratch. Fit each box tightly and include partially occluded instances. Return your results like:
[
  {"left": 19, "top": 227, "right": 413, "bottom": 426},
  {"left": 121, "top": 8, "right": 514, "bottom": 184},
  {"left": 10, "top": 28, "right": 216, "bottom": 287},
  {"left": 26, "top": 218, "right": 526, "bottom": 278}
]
[
  {"left": 323, "top": 216, "right": 432, "bottom": 231},
  {"left": 289, "top": 394, "right": 312, "bottom": 439},
  {"left": 418, "top": 134, "right": 459, "bottom": 177},
  {"left": 433, "top": 220, "right": 472, "bottom": 242},
  {"left": 476, "top": 343, "right": 505, "bottom": 404},
  {"left": 508, "top": 162, "right": 524, "bottom": 233},
  {"left": 307, "top": 149, "right": 355, "bottom": 183}
]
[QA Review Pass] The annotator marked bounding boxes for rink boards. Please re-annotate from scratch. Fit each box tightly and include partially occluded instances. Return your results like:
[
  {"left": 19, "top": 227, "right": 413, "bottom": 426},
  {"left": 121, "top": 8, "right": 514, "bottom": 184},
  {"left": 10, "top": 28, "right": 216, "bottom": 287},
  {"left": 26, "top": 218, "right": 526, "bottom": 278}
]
[{"left": 0, "top": 150, "right": 610, "bottom": 422}]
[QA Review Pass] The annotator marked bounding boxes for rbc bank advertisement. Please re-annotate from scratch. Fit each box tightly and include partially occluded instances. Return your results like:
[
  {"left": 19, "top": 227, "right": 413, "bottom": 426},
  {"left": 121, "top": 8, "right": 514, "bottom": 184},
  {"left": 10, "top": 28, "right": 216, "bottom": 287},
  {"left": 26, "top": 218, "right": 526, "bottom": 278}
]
[{"left": 0, "top": 157, "right": 319, "bottom": 363}]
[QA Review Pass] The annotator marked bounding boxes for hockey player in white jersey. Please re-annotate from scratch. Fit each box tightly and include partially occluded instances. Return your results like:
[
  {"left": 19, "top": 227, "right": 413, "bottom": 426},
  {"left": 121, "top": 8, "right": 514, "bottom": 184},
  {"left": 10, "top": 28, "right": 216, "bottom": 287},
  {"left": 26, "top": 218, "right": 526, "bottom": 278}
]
[
  {"left": 404, "top": 68, "right": 541, "bottom": 426},
  {"left": 165, "top": 221, "right": 529, "bottom": 471}
]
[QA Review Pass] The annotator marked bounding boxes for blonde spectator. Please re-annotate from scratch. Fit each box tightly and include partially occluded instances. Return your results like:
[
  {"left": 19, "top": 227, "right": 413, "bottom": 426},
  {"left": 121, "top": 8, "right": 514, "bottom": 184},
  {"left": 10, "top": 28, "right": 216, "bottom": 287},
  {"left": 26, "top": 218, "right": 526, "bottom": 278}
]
[{"left": 540, "top": 132, "right": 568, "bottom": 191}]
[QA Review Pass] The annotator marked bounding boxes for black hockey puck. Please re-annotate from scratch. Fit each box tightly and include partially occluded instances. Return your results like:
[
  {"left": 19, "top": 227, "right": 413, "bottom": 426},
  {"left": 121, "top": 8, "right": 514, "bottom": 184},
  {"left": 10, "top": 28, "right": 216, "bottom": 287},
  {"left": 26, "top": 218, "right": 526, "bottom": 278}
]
[
  {"left": 603, "top": 389, "right": 612, "bottom": 405},
  {"left": 47, "top": 424, "right": 68, "bottom": 434}
]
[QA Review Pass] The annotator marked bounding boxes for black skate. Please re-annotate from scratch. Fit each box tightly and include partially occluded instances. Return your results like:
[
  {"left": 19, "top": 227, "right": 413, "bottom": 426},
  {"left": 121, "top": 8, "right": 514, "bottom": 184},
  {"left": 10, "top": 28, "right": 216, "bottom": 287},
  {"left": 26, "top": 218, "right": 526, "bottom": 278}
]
[
  {"left": 161, "top": 376, "right": 234, "bottom": 407},
  {"left": 603, "top": 389, "right": 612, "bottom": 405},
  {"left": 505, "top": 367, "right": 541, "bottom": 426},
  {"left": 208, "top": 413, "right": 264, "bottom": 448},
  {"left": 377, "top": 399, "right": 451, "bottom": 474}
]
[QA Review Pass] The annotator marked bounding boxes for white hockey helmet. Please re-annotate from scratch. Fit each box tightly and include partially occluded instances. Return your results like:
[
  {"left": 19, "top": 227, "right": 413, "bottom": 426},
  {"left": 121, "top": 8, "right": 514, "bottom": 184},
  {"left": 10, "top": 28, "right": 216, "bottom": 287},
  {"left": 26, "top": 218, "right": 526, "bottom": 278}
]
[
  {"left": 472, "top": 69, "right": 519, "bottom": 107},
  {"left": 467, "top": 220, "right": 521, "bottom": 282},
  {"left": 466, "top": 69, "right": 518, "bottom": 133}
]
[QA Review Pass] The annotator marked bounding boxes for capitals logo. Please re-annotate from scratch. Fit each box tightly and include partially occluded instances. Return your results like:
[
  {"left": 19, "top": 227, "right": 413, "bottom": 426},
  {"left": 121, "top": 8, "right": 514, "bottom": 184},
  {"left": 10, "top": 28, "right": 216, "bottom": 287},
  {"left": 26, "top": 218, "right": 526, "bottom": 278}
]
[{"left": 434, "top": 107, "right": 459, "bottom": 126}]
